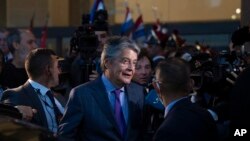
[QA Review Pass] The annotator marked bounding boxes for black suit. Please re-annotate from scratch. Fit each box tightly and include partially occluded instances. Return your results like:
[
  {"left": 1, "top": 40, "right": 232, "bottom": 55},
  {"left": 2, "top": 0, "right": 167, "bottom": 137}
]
[
  {"left": 1, "top": 81, "right": 49, "bottom": 129},
  {"left": 153, "top": 97, "right": 218, "bottom": 141},
  {"left": 58, "top": 77, "right": 145, "bottom": 141}
]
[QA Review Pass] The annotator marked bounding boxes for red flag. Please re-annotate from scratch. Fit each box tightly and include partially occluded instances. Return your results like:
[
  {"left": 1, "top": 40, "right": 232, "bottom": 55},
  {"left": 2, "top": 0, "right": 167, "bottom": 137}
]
[{"left": 40, "top": 14, "right": 49, "bottom": 48}]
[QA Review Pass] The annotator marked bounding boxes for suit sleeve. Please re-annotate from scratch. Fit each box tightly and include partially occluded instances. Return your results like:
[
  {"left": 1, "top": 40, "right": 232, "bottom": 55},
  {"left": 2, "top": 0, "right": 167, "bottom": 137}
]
[
  {"left": 58, "top": 87, "right": 85, "bottom": 140},
  {"left": 1, "top": 90, "right": 19, "bottom": 106}
]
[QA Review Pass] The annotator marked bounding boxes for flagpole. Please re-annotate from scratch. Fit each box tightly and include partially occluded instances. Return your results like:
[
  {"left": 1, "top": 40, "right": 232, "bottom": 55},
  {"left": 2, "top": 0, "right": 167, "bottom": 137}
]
[{"left": 29, "top": 11, "right": 35, "bottom": 32}]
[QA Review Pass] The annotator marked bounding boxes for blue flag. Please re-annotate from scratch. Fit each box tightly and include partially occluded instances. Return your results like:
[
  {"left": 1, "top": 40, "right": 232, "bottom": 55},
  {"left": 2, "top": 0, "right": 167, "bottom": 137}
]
[
  {"left": 121, "top": 6, "right": 134, "bottom": 36},
  {"left": 90, "top": 0, "right": 105, "bottom": 23}
]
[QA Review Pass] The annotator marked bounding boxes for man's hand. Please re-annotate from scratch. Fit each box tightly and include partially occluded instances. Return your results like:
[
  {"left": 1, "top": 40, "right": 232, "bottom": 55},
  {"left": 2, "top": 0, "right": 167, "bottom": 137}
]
[{"left": 15, "top": 105, "right": 37, "bottom": 121}]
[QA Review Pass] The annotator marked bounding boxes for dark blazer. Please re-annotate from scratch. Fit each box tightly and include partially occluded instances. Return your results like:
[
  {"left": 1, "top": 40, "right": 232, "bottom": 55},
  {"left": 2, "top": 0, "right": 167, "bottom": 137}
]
[
  {"left": 153, "top": 97, "right": 218, "bottom": 141},
  {"left": 58, "top": 77, "right": 145, "bottom": 141},
  {"left": 229, "top": 67, "right": 250, "bottom": 140},
  {"left": 1, "top": 81, "right": 49, "bottom": 129}
]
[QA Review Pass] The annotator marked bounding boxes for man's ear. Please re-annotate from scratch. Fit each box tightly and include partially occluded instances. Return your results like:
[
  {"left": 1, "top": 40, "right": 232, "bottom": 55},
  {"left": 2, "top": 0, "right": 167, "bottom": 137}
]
[
  {"left": 104, "top": 59, "right": 110, "bottom": 69},
  {"left": 45, "top": 65, "right": 52, "bottom": 76}
]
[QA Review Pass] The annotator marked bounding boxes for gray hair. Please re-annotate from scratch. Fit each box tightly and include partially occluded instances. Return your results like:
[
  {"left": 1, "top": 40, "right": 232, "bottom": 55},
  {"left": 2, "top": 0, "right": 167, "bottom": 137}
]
[{"left": 100, "top": 36, "right": 140, "bottom": 71}]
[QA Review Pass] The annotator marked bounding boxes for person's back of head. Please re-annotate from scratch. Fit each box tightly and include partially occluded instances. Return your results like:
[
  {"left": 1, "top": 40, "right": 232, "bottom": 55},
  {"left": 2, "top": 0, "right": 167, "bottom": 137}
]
[
  {"left": 154, "top": 58, "right": 191, "bottom": 99},
  {"left": 25, "top": 48, "right": 56, "bottom": 80}
]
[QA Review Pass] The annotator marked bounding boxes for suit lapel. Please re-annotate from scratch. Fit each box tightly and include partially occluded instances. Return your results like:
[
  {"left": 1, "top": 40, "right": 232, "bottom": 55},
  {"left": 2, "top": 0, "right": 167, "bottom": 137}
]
[
  {"left": 124, "top": 84, "right": 137, "bottom": 139},
  {"left": 90, "top": 78, "right": 121, "bottom": 135},
  {"left": 22, "top": 81, "right": 48, "bottom": 128}
]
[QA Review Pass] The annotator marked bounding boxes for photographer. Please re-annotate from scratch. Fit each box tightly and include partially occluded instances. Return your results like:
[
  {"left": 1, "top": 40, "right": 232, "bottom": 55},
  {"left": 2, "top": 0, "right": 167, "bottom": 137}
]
[{"left": 69, "top": 10, "right": 109, "bottom": 87}]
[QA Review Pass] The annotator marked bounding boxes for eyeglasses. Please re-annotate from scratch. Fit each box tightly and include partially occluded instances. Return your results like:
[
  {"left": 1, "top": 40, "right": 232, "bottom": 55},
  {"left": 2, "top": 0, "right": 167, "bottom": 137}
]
[{"left": 152, "top": 78, "right": 162, "bottom": 89}]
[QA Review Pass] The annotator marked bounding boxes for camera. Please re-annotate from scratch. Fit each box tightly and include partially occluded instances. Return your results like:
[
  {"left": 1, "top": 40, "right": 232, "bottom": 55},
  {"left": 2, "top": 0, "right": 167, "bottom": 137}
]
[
  {"left": 70, "top": 23, "right": 99, "bottom": 60},
  {"left": 69, "top": 11, "right": 109, "bottom": 84}
]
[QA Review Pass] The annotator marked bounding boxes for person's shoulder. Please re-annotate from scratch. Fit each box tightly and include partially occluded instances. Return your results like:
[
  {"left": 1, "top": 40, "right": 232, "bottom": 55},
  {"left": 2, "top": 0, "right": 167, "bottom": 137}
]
[
  {"left": 1, "top": 86, "right": 23, "bottom": 98},
  {"left": 72, "top": 77, "right": 102, "bottom": 92},
  {"left": 128, "top": 81, "right": 144, "bottom": 89}
]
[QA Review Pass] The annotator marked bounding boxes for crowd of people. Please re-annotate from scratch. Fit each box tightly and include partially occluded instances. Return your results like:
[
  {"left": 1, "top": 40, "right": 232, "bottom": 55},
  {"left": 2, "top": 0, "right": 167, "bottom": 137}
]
[{"left": 0, "top": 12, "right": 250, "bottom": 141}]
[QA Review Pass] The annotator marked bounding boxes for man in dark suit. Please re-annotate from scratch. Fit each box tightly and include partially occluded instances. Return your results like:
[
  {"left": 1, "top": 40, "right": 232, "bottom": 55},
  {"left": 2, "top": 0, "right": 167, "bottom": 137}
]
[
  {"left": 152, "top": 58, "right": 218, "bottom": 141},
  {"left": 1, "top": 48, "right": 63, "bottom": 133},
  {"left": 58, "top": 36, "right": 145, "bottom": 141}
]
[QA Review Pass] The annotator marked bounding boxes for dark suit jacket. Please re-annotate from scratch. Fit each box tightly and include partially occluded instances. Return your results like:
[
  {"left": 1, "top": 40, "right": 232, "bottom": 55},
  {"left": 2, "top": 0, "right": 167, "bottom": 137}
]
[
  {"left": 58, "top": 77, "right": 145, "bottom": 141},
  {"left": 1, "top": 81, "right": 49, "bottom": 129},
  {"left": 153, "top": 97, "right": 218, "bottom": 141},
  {"left": 229, "top": 67, "right": 250, "bottom": 140}
]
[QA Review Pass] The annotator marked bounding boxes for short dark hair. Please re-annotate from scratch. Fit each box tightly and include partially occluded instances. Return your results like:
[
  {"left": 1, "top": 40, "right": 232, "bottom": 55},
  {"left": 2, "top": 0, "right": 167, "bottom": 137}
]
[
  {"left": 25, "top": 48, "right": 56, "bottom": 79},
  {"left": 155, "top": 58, "right": 191, "bottom": 94},
  {"left": 137, "top": 48, "right": 153, "bottom": 69}
]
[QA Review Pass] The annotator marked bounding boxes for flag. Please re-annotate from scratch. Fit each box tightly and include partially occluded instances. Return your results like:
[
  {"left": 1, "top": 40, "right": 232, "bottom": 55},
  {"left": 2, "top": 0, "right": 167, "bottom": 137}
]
[
  {"left": 121, "top": 5, "right": 134, "bottom": 36},
  {"left": 132, "top": 3, "right": 146, "bottom": 45},
  {"left": 40, "top": 14, "right": 49, "bottom": 48},
  {"left": 151, "top": 6, "right": 162, "bottom": 41},
  {"left": 29, "top": 12, "right": 35, "bottom": 32},
  {"left": 90, "top": 0, "right": 105, "bottom": 24},
  {"left": 152, "top": 20, "right": 162, "bottom": 41}
]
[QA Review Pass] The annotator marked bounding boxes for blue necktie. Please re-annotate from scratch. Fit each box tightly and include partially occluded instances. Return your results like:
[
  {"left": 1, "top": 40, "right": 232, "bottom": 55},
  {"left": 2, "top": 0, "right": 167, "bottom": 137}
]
[
  {"left": 46, "top": 90, "right": 63, "bottom": 124},
  {"left": 113, "top": 89, "right": 127, "bottom": 138}
]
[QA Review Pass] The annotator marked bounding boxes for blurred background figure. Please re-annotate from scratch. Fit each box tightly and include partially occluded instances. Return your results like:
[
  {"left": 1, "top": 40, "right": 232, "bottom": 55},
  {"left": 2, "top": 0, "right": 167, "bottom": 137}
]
[
  {"left": 1, "top": 29, "right": 37, "bottom": 88},
  {"left": 132, "top": 48, "right": 153, "bottom": 86},
  {"left": 0, "top": 28, "right": 13, "bottom": 62},
  {"left": 0, "top": 50, "right": 6, "bottom": 99},
  {"left": 131, "top": 48, "right": 164, "bottom": 141}
]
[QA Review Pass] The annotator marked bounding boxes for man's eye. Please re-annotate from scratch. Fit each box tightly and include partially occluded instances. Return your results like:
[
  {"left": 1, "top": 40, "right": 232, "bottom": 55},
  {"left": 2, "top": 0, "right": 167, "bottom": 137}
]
[{"left": 121, "top": 59, "right": 128, "bottom": 64}]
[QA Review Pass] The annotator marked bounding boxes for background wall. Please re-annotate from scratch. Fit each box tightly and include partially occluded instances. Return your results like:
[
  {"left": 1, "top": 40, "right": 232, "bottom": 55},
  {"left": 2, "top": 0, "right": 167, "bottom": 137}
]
[
  {"left": 1, "top": 0, "right": 241, "bottom": 27},
  {"left": 114, "top": 0, "right": 241, "bottom": 23}
]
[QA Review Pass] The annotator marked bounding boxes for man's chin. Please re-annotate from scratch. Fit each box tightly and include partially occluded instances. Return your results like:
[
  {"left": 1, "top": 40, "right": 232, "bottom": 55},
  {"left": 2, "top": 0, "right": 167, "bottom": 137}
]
[{"left": 122, "top": 79, "right": 132, "bottom": 85}]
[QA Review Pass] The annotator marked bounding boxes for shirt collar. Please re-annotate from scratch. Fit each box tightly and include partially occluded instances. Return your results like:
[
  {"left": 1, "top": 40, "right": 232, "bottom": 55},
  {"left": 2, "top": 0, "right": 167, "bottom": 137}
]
[
  {"left": 101, "top": 74, "right": 124, "bottom": 93},
  {"left": 164, "top": 96, "right": 187, "bottom": 118},
  {"left": 28, "top": 79, "right": 50, "bottom": 96}
]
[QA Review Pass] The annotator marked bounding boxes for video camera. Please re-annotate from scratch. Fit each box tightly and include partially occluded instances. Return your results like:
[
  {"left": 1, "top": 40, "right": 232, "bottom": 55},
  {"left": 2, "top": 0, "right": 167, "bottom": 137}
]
[{"left": 69, "top": 10, "right": 108, "bottom": 84}]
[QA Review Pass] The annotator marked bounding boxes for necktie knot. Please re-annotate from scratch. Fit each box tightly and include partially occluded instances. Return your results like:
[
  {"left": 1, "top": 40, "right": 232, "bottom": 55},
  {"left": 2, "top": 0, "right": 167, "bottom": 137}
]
[
  {"left": 114, "top": 89, "right": 121, "bottom": 99},
  {"left": 46, "top": 90, "right": 53, "bottom": 99}
]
